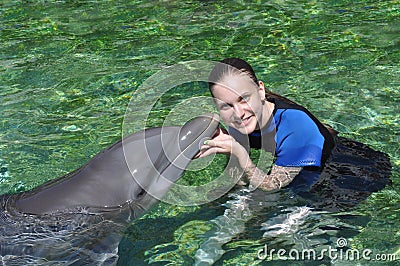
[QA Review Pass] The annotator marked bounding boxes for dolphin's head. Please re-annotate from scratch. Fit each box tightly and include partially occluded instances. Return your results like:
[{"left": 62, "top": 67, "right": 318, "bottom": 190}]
[{"left": 127, "top": 113, "right": 220, "bottom": 216}]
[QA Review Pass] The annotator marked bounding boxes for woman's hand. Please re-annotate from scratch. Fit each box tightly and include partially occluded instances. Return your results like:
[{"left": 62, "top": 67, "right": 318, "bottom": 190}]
[
  {"left": 196, "top": 128, "right": 253, "bottom": 169},
  {"left": 195, "top": 128, "right": 301, "bottom": 191}
]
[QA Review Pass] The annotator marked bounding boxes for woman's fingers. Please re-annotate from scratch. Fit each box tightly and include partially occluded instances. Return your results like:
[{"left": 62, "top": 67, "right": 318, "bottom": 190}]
[
  {"left": 198, "top": 138, "right": 233, "bottom": 156},
  {"left": 198, "top": 146, "right": 229, "bottom": 158},
  {"left": 195, "top": 129, "right": 235, "bottom": 158}
]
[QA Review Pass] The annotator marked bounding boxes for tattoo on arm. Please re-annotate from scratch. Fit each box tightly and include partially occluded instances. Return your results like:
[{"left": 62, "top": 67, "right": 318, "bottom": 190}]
[{"left": 244, "top": 164, "right": 302, "bottom": 191}]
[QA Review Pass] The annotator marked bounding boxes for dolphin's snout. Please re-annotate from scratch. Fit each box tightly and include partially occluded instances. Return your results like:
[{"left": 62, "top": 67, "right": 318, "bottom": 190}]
[
  {"left": 210, "top": 127, "right": 228, "bottom": 139},
  {"left": 171, "top": 113, "right": 220, "bottom": 164}
]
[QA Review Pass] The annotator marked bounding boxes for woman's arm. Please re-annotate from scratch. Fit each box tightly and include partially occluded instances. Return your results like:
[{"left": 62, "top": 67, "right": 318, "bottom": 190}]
[{"left": 243, "top": 164, "right": 302, "bottom": 191}]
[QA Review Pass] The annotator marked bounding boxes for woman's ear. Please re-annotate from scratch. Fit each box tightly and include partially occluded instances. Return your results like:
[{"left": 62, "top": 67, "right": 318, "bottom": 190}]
[{"left": 258, "top": 81, "right": 266, "bottom": 100}]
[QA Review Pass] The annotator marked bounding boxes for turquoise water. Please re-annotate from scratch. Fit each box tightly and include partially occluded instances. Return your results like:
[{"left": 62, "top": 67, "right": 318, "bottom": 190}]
[{"left": 1, "top": 0, "right": 399, "bottom": 265}]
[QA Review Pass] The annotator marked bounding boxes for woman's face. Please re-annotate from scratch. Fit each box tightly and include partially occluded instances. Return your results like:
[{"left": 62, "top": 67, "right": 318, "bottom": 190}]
[{"left": 211, "top": 73, "right": 271, "bottom": 135}]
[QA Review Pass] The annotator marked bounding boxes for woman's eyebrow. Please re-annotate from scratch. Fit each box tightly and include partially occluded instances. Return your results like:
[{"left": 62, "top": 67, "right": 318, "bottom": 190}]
[
  {"left": 214, "top": 98, "right": 229, "bottom": 106},
  {"left": 215, "top": 92, "right": 250, "bottom": 106},
  {"left": 237, "top": 92, "right": 250, "bottom": 100}
]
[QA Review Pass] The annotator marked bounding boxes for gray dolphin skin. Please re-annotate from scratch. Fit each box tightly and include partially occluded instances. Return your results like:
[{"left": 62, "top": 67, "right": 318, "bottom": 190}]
[{"left": 0, "top": 114, "right": 219, "bottom": 265}]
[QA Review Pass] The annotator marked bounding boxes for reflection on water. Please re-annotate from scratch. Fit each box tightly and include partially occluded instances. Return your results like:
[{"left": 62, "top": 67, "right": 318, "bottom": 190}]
[
  {"left": 194, "top": 189, "right": 253, "bottom": 265},
  {"left": 1, "top": 0, "right": 399, "bottom": 265},
  {"left": 122, "top": 187, "right": 376, "bottom": 265}
]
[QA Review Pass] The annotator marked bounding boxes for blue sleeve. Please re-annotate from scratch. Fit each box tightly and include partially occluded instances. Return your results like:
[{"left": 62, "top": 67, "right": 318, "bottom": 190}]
[{"left": 274, "top": 109, "right": 324, "bottom": 167}]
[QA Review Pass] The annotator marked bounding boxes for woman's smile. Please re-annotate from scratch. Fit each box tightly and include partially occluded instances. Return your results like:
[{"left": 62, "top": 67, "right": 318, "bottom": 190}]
[{"left": 233, "top": 114, "right": 254, "bottom": 128}]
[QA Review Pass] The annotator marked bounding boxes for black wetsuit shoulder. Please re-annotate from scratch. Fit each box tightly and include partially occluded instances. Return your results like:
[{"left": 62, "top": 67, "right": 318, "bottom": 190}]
[{"left": 266, "top": 96, "right": 336, "bottom": 166}]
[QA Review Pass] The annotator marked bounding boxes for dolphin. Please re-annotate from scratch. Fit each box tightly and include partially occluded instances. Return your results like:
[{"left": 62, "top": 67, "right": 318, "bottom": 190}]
[{"left": 0, "top": 114, "right": 219, "bottom": 265}]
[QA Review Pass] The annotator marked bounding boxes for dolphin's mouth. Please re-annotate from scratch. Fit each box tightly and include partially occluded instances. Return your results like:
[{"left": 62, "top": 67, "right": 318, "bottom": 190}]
[
  {"left": 211, "top": 128, "right": 220, "bottom": 139},
  {"left": 211, "top": 126, "right": 228, "bottom": 139}
]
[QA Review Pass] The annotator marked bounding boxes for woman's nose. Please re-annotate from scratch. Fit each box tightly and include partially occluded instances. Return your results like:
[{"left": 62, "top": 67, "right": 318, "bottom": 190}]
[{"left": 233, "top": 104, "right": 245, "bottom": 118}]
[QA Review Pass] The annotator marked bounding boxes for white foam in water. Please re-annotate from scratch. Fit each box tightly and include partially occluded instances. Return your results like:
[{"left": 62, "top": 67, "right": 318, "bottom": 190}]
[
  {"left": 261, "top": 206, "right": 312, "bottom": 237},
  {"left": 0, "top": 159, "right": 10, "bottom": 193},
  {"left": 194, "top": 188, "right": 253, "bottom": 265},
  {"left": 194, "top": 191, "right": 313, "bottom": 265}
]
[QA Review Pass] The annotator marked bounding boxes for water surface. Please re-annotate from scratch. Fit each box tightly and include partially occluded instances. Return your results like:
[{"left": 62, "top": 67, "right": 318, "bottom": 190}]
[{"left": 1, "top": 0, "right": 399, "bottom": 265}]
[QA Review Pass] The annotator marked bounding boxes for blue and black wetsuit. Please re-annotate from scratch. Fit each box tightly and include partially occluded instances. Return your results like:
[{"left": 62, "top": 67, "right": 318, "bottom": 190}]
[
  {"left": 229, "top": 96, "right": 336, "bottom": 187},
  {"left": 229, "top": 96, "right": 391, "bottom": 211}
]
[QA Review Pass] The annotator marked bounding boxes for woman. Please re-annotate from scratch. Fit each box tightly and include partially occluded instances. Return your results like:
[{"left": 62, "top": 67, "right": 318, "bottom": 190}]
[{"left": 197, "top": 58, "right": 389, "bottom": 196}]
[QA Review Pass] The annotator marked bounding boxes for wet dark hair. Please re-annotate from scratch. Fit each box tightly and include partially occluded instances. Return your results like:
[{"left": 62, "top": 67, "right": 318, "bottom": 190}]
[
  {"left": 208, "top": 57, "right": 296, "bottom": 105},
  {"left": 208, "top": 58, "right": 258, "bottom": 89}
]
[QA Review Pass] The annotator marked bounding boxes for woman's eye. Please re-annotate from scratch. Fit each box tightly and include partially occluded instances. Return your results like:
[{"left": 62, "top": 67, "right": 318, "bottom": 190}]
[
  {"left": 220, "top": 103, "right": 230, "bottom": 110},
  {"left": 240, "top": 95, "right": 250, "bottom": 102}
]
